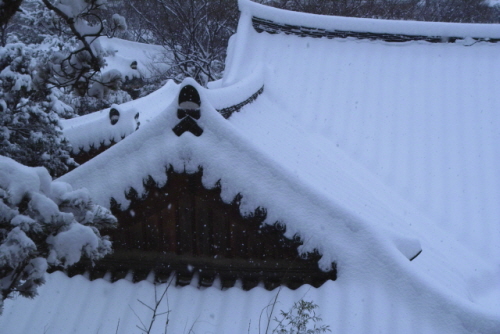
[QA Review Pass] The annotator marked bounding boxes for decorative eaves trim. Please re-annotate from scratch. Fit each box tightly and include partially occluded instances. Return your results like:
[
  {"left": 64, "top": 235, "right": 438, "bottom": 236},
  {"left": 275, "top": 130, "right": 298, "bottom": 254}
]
[
  {"left": 218, "top": 86, "right": 265, "bottom": 119},
  {"left": 252, "top": 16, "right": 500, "bottom": 44}
]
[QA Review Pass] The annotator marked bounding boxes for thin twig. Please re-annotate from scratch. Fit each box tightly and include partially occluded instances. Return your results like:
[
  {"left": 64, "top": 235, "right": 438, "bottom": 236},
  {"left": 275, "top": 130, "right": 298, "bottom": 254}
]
[
  {"left": 265, "top": 286, "right": 282, "bottom": 334},
  {"left": 129, "top": 304, "right": 147, "bottom": 332}
]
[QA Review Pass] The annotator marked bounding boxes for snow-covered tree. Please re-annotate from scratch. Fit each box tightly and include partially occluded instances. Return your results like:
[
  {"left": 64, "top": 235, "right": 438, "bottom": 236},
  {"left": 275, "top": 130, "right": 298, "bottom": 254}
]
[
  {"left": 34, "top": 0, "right": 126, "bottom": 97},
  {"left": 0, "top": 0, "right": 133, "bottom": 174},
  {"left": 0, "top": 41, "right": 77, "bottom": 176},
  {"left": 0, "top": 156, "right": 117, "bottom": 314},
  {"left": 3, "top": 0, "right": 130, "bottom": 99}
]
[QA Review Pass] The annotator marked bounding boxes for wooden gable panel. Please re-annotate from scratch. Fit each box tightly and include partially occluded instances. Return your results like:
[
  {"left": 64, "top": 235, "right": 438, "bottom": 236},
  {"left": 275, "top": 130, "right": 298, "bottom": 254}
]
[{"left": 71, "top": 167, "right": 336, "bottom": 290}]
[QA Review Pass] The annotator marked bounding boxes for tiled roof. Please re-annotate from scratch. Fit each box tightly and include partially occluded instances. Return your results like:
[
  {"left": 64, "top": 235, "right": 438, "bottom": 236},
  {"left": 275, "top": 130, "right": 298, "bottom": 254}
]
[
  {"left": 3, "top": 1, "right": 500, "bottom": 333},
  {"left": 0, "top": 271, "right": 472, "bottom": 334}
]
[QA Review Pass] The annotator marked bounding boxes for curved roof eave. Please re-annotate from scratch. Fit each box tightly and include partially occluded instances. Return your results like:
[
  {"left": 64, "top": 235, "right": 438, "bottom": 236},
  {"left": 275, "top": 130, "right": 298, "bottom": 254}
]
[{"left": 238, "top": 0, "right": 500, "bottom": 39}]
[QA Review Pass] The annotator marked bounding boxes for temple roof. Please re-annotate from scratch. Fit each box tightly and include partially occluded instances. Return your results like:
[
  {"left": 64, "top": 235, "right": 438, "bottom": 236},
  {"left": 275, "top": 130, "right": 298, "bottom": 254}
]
[{"left": 3, "top": 1, "right": 500, "bottom": 333}]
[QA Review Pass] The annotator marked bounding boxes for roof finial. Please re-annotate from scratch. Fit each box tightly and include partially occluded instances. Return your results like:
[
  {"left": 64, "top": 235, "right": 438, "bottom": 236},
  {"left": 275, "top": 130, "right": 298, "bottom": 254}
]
[
  {"left": 173, "top": 85, "right": 203, "bottom": 137},
  {"left": 109, "top": 108, "right": 120, "bottom": 125}
]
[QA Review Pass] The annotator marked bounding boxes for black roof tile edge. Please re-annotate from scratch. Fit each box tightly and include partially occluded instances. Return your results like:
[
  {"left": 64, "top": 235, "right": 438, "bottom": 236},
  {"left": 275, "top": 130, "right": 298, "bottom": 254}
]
[
  {"left": 252, "top": 16, "right": 499, "bottom": 44},
  {"left": 218, "top": 86, "right": 265, "bottom": 119}
]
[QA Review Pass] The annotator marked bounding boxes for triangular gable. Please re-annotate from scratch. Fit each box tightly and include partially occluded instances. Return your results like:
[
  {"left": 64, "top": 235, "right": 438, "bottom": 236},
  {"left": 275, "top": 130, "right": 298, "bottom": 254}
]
[{"left": 59, "top": 78, "right": 422, "bottom": 279}]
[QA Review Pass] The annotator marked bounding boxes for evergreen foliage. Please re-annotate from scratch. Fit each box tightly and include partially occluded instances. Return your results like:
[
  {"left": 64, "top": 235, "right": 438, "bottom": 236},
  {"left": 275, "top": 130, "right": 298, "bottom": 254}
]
[
  {"left": 0, "top": 41, "right": 76, "bottom": 177},
  {"left": 0, "top": 0, "right": 134, "bottom": 174}
]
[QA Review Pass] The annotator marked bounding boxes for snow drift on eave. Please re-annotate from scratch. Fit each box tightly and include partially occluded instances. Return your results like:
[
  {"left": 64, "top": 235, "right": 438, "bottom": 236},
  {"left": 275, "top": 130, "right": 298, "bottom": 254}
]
[
  {"left": 61, "top": 104, "right": 137, "bottom": 154},
  {"left": 60, "top": 81, "right": 178, "bottom": 153}
]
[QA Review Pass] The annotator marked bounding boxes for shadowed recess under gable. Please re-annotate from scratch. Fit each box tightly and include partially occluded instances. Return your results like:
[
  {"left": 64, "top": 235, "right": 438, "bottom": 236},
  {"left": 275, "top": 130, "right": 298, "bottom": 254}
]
[{"left": 64, "top": 167, "right": 337, "bottom": 291}]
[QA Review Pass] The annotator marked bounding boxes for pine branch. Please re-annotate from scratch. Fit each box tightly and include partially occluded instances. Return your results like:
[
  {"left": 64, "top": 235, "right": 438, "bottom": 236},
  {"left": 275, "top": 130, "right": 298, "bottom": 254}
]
[{"left": 41, "top": 0, "right": 101, "bottom": 73}]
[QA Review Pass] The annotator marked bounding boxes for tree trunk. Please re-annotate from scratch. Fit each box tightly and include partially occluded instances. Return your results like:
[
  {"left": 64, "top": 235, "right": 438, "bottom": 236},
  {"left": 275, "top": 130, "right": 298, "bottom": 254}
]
[{"left": 0, "top": 0, "right": 24, "bottom": 28}]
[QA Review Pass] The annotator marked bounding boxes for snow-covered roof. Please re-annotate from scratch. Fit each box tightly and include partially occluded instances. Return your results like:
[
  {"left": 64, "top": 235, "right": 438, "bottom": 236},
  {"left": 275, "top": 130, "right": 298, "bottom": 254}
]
[
  {"left": 3, "top": 0, "right": 500, "bottom": 333},
  {"left": 61, "top": 60, "right": 264, "bottom": 154},
  {"left": 1, "top": 269, "right": 486, "bottom": 334},
  {"left": 242, "top": 0, "right": 500, "bottom": 41},
  {"left": 99, "top": 36, "right": 168, "bottom": 80}
]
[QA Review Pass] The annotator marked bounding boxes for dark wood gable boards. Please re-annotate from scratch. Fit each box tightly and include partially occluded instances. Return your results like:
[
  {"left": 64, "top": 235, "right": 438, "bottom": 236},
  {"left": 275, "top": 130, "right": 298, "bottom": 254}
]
[
  {"left": 67, "top": 85, "right": 337, "bottom": 290},
  {"left": 103, "top": 168, "right": 336, "bottom": 290}
]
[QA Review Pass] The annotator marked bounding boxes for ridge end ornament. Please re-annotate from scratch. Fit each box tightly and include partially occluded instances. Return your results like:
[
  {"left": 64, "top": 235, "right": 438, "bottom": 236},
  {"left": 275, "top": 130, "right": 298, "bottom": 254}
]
[{"left": 173, "top": 85, "right": 203, "bottom": 137}]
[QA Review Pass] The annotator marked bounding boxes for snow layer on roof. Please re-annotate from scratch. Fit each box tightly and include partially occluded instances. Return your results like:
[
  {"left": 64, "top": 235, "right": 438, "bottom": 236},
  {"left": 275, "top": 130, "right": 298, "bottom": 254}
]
[
  {"left": 205, "top": 65, "right": 264, "bottom": 111},
  {"left": 61, "top": 70, "right": 265, "bottom": 152},
  {"left": 0, "top": 270, "right": 496, "bottom": 334},
  {"left": 228, "top": 0, "right": 500, "bottom": 264},
  {"left": 58, "top": 77, "right": 421, "bottom": 262},
  {"left": 57, "top": 74, "right": 500, "bottom": 332},
  {"left": 62, "top": 104, "right": 138, "bottom": 153},
  {"left": 61, "top": 80, "right": 177, "bottom": 152},
  {"left": 222, "top": 1, "right": 499, "bottom": 331},
  {"left": 239, "top": 0, "right": 500, "bottom": 38}
]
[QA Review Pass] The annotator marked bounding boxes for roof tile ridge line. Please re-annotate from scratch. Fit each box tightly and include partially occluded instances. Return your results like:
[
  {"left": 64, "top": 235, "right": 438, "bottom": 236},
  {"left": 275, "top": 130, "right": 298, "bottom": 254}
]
[
  {"left": 251, "top": 16, "right": 500, "bottom": 44},
  {"left": 217, "top": 85, "right": 264, "bottom": 119}
]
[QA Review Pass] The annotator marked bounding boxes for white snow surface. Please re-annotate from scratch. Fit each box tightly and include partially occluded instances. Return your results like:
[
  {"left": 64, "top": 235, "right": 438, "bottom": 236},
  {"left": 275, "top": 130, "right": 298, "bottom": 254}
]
[
  {"left": 0, "top": 156, "right": 51, "bottom": 205},
  {"left": 47, "top": 223, "right": 99, "bottom": 266},
  {"left": 61, "top": 68, "right": 265, "bottom": 152},
  {"left": 61, "top": 103, "right": 139, "bottom": 153},
  {"left": 61, "top": 81, "right": 178, "bottom": 153},
  {"left": 3, "top": 1, "right": 500, "bottom": 333}
]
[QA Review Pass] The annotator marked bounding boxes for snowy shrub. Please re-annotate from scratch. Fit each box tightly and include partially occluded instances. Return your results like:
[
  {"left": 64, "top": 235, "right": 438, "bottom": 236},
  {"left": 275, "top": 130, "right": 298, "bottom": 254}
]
[
  {"left": 111, "top": 13, "right": 127, "bottom": 32},
  {"left": 273, "top": 300, "right": 331, "bottom": 334},
  {"left": 0, "top": 156, "right": 117, "bottom": 314}
]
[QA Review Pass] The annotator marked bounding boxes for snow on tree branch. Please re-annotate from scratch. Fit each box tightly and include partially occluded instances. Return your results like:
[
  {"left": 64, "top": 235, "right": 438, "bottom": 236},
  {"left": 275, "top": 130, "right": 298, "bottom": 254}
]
[{"left": 0, "top": 155, "right": 117, "bottom": 314}]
